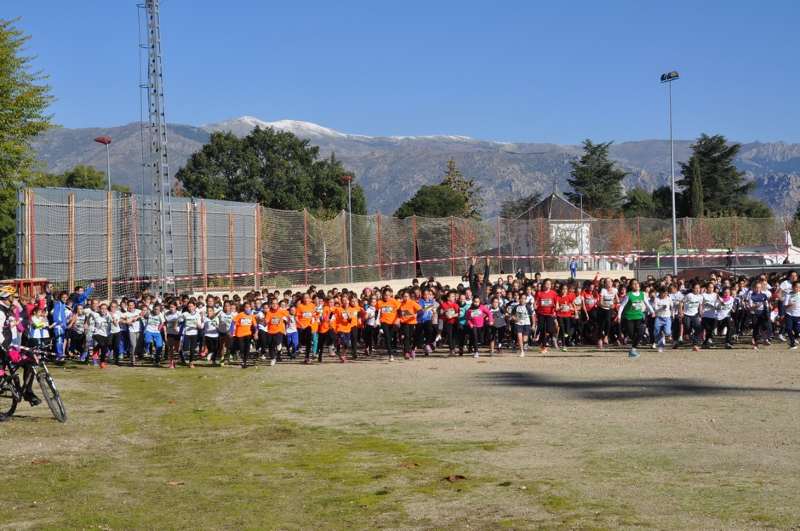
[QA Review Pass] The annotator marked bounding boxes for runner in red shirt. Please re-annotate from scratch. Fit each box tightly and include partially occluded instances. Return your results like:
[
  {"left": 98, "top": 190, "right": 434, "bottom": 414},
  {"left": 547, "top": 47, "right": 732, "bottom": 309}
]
[
  {"left": 439, "top": 291, "right": 460, "bottom": 356},
  {"left": 555, "top": 284, "right": 576, "bottom": 350},
  {"left": 579, "top": 280, "right": 599, "bottom": 345},
  {"left": 534, "top": 279, "right": 558, "bottom": 353}
]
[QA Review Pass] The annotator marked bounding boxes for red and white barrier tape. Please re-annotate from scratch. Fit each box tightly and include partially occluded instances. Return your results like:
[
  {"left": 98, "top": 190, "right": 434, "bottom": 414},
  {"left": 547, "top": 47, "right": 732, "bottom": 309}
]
[{"left": 99, "top": 251, "right": 782, "bottom": 287}]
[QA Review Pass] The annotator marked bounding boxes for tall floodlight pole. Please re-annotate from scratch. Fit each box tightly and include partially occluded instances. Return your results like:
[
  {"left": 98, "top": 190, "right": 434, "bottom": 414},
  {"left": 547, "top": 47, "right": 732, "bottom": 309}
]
[
  {"left": 141, "top": 0, "right": 176, "bottom": 295},
  {"left": 94, "top": 136, "right": 112, "bottom": 192},
  {"left": 660, "top": 70, "right": 680, "bottom": 276},
  {"left": 342, "top": 174, "right": 354, "bottom": 283}
]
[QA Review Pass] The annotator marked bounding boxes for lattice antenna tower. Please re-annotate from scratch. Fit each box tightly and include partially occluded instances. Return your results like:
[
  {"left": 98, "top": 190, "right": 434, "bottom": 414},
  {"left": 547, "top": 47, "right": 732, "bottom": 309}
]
[{"left": 138, "top": 0, "right": 176, "bottom": 294}]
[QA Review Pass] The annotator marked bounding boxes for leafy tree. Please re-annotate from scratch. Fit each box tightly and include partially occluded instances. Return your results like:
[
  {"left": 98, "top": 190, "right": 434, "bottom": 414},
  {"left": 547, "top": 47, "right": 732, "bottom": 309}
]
[
  {"left": 0, "top": 19, "right": 54, "bottom": 277},
  {"left": 441, "top": 158, "right": 482, "bottom": 218},
  {"left": 499, "top": 192, "right": 541, "bottom": 219},
  {"left": 566, "top": 139, "right": 627, "bottom": 214},
  {"left": 175, "top": 127, "right": 365, "bottom": 217},
  {"left": 621, "top": 187, "right": 656, "bottom": 217},
  {"left": 395, "top": 184, "right": 468, "bottom": 219},
  {"left": 677, "top": 133, "right": 770, "bottom": 217},
  {"left": 651, "top": 185, "right": 676, "bottom": 219}
]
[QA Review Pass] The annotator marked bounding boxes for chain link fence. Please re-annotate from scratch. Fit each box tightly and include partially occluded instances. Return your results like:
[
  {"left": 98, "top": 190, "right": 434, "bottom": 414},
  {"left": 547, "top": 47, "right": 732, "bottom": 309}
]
[{"left": 16, "top": 187, "right": 797, "bottom": 299}]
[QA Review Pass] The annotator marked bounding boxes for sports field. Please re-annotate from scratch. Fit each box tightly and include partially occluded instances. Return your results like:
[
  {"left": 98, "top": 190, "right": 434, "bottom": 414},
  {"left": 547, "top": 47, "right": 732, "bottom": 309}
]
[{"left": 2, "top": 347, "right": 799, "bottom": 530}]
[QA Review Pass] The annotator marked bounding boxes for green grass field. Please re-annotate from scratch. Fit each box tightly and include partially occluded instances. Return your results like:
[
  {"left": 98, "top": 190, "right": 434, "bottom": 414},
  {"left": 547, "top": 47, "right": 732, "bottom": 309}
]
[{"left": 2, "top": 347, "right": 799, "bottom": 530}]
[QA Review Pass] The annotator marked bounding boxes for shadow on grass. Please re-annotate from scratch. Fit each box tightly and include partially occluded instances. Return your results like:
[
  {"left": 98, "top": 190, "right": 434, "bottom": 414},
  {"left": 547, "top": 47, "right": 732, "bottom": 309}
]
[{"left": 476, "top": 371, "right": 800, "bottom": 400}]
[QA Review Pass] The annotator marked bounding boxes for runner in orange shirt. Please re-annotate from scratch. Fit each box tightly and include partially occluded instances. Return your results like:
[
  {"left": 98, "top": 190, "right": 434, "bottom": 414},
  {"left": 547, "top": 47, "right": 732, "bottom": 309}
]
[
  {"left": 318, "top": 298, "right": 338, "bottom": 361},
  {"left": 264, "top": 299, "right": 289, "bottom": 366},
  {"left": 375, "top": 288, "right": 401, "bottom": 360},
  {"left": 232, "top": 301, "right": 257, "bottom": 368},
  {"left": 398, "top": 291, "right": 422, "bottom": 359},
  {"left": 333, "top": 294, "right": 358, "bottom": 363},
  {"left": 346, "top": 295, "right": 361, "bottom": 360},
  {"left": 295, "top": 293, "right": 318, "bottom": 364}
]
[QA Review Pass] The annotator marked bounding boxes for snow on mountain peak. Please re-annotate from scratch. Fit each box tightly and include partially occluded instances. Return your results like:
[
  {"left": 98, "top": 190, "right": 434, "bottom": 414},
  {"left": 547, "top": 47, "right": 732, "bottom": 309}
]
[{"left": 202, "top": 115, "right": 477, "bottom": 143}]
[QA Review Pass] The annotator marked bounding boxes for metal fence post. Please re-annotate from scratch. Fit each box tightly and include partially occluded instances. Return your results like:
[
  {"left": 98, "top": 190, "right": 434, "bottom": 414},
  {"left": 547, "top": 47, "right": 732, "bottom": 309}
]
[
  {"left": 449, "top": 216, "right": 456, "bottom": 276},
  {"left": 200, "top": 200, "right": 207, "bottom": 293},
  {"left": 254, "top": 205, "right": 260, "bottom": 291},
  {"left": 106, "top": 191, "right": 113, "bottom": 300},
  {"left": 228, "top": 213, "right": 234, "bottom": 291},
  {"left": 303, "top": 209, "right": 309, "bottom": 285},
  {"left": 186, "top": 201, "right": 194, "bottom": 294},
  {"left": 376, "top": 213, "right": 383, "bottom": 280},
  {"left": 411, "top": 215, "right": 418, "bottom": 278},
  {"left": 67, "top": 193, "right": 76, "bottom": 293}
]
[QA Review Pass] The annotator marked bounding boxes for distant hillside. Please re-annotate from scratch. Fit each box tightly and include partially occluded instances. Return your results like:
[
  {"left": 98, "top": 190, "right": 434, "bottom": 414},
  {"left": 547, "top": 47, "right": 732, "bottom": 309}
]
[{"left": 30, "top": 117, "right": 800, "bottom": 216}]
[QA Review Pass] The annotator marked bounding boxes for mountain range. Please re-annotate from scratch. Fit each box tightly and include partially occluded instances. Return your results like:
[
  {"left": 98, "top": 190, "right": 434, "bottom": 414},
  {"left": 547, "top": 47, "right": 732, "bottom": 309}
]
[{"left": 30, "top": 116, "right": 800, "bottom": 217}]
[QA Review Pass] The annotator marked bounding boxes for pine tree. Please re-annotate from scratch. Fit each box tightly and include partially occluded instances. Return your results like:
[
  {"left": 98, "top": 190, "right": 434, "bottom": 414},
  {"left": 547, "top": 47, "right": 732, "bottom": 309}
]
[
  {"left": 678, "top": 134, "right": 770, "bottom": 217},
  {"left": 689, "top": 158, "right": 704, "bottom": 217},
  {"left": 441, "top": 158, "right": 482, "bottom": 218},
  {"left": 566, "top": 140, "right": 626, "bottom": 214}
]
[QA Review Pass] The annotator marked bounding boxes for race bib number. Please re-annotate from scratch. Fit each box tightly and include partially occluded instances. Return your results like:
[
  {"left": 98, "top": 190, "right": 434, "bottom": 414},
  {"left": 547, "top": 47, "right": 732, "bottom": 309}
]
[
  {"left": 585, "top": 297, "right": 595, "bottom": 306},
  {"left": 302, "top": 312, "right": 312, "bottom": 318},
  {"left": 445, "top": 310, "right": 456, "bottom": 318},
  {"left": 470, "top": 310, "right": 482, "bottom": 318},
  {"left": 241, "top": 318, "right": 252, "bottom": 326},
  {"left": 381, "top": 307, "right": 393, "bottom": 314},
  {"left": 560, "top": 305, "right": 571, "bottom": 313},
  {"left": 341, "top": 312, "right": 349, "bottom": 320},
  {"left": 270, "top": 318, "right": 281, "bottom": 325},
  {"left": 540, "top": 299, "right": 552, "bottom": 307},
  {"left": 632, "top": 302, "right": 644, "bottom": 311}
]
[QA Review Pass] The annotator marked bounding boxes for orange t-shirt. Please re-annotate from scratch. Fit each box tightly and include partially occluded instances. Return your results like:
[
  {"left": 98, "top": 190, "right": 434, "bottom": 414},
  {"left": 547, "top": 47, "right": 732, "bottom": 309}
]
[
  {"left": 295, "top": 302, "right": 316, "bottom": 329},
  {"left": 376, "top": 298, "right": 401, "bottom": 325},
  {"left": 334, "top": 306, "right": 358, "bottom": 334},
  {"left": 232, "top": 312, "right": 256, "bottom": 337},
  {"left": 398, "top": 299, "right": 422, "bottom": 325},
  {"left": 319, "top": 305, "right": 337, "bottom": 334},
  {"left": 349, "top": 304, "right": 362, "bottom": 328},
  {"left": 265, "top": 308, "right": 289, "bottom": 334}
]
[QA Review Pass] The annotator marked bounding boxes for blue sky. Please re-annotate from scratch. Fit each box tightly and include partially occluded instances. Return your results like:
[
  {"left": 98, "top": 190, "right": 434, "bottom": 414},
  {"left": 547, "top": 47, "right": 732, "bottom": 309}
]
[{"left": 6, "top": 0, "right": 799, "bottom": 143}]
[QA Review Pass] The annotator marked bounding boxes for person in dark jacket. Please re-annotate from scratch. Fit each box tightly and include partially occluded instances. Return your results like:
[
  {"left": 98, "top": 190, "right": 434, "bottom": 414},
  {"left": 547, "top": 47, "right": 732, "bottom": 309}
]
[{"left": 468, "top": 257, "right": 491, "bottom": 304}]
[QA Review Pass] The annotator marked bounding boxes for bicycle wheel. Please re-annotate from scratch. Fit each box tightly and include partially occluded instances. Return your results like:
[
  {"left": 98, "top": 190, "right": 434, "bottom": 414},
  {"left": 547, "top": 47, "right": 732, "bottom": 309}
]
[
  {"left": 0, "top": 374, "right": 21, "bottom": 420},
  {"left": 36, "top": 369, "right": 67, "bottom": 423}
]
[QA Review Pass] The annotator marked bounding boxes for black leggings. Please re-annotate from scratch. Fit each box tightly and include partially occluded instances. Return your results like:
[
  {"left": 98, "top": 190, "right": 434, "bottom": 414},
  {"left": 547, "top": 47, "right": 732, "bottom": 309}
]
[
  {"left": 683, "top": 315, "right": 702, "bottom": 346},
  {"left": 622, "top": 318, "right": 643, "bottom": 349},
  {"left": 557, "top": 317, "right": 574, "bottom": 343},
  {"left": 701, "top": 317, "right": 717, "bottom": 345},
  {"left": 182, "top": 335, "right": 199, "bottom": 363},
  {"left": 716, "top": 316, "right": 734, "bottom": 345},
  {"left": 467, "top": 325, "right": 483, "bottom": 353},
  {"left": 751, "top": 313, "right": 771, "bottom": 343},
  {"left": 299, "top": 327, "right": 313, "bottom": 360},
  {"left": 401, "top": 323, "right": 416, "bottom": 354},
  {"left": 235, "top": 336, "right": 253, "bottom": 367},
  {"left": 442, "top": 322, "right": 457, "bottom": 353},
  {"left": 538, "top": 315, "right": 556, "bottom": 347},
  {"left": 596, "top": 308, "right": 613, "bottom": 339},
  {"left": 267, "top": 332, "right": 284, "bottom": 360},
  {"left": 363, "top": 325, "right": 379, "bottom": 352},
  {"left": 381, "top": 323, "right": 396, "bottom": 356},
  {"left": 416, "top": 321, "right": 435, "bottom": 349}
]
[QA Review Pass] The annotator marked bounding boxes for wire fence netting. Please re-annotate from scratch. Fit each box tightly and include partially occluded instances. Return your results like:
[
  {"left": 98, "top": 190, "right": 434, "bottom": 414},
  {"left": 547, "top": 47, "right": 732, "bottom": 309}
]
[{"left": 16, "top": 187, "right": 798, "bottom": 298}]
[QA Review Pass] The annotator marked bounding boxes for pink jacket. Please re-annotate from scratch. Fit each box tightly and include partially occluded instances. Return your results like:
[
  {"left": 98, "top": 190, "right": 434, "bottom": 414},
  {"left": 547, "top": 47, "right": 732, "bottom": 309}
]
[{"left": 466, "top": 304, "right": 492, "bottom": 328}]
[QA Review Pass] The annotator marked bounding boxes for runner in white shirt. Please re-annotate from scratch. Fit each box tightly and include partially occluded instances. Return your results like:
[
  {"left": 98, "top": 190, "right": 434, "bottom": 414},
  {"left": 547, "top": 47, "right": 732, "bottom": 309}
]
[
  {"left": 179, "top": 301, "right": 204, "bottom": 367},
  {"left": 700, "top": 283, "right": 720, "bottom": 348},
  {"left": 716, "top": 287, "right": 736, "bottom": 349},
  {"left": 680, "top": 283, "right": 703, "bottom": 351},
  {"left": 783, "top": 280, "right": 800, "bottom": 349},
  {"left": 651, "top": 287, "right": 673, "bottom": 352}
]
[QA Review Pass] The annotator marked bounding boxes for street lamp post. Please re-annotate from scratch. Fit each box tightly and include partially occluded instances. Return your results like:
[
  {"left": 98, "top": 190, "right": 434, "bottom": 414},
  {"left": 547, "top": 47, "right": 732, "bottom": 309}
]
[
  {"left": 94, "top": 136, "right": 113, "bottom": 193},
  {"left": 341, "top": 174, "right": 354, "bottom": 283},
  {"left": 660, "top": 71, "right": 679, "bottom": 276}
]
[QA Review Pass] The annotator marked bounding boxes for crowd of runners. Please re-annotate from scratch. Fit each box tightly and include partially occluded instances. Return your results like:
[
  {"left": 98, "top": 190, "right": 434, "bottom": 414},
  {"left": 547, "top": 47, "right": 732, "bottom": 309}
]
[{"left": 2, "top": 257, "right": 800, "bottom": 371}]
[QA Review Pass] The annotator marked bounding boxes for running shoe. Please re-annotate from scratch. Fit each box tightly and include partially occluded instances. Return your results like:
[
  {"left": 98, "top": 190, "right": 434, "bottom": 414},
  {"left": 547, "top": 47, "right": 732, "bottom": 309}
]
[
  {"left": 628, "top": 349, "right": 640, "bottom": 358},
  {"left": 389, "top": 355, "right": 395, "bottom": 362},
  {"left": 519, "top": 350, "right": 525, "bottom": 357},
  {"left": 657, "top": 346, "right": 664, "bottom": 353},
  {"left": 270, "top": 358, "right": 276, "bottom": 367},
  {"left": 473, "top": 352, "right": 479, "bottom": 359}
]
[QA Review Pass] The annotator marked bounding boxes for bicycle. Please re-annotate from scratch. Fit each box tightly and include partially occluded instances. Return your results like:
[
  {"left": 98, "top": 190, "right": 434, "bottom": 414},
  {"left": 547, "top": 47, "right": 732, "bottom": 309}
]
[{"left": 0, "top": 346, "right": 67, "bottom": 423}]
